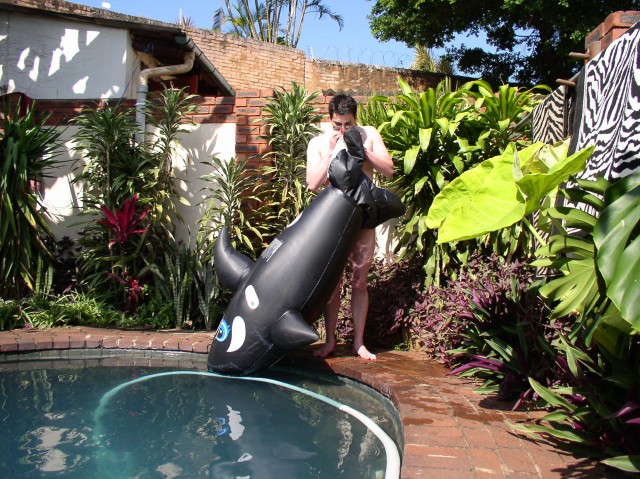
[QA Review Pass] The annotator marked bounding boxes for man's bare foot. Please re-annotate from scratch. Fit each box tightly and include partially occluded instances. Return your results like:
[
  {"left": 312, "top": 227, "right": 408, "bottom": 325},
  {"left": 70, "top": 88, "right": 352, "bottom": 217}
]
[
  {"left": 313, "top": 342, "right": 336, "bottom": 358},
  {"left": 355, "top": 345, "right": 376, "bottom": 361}
]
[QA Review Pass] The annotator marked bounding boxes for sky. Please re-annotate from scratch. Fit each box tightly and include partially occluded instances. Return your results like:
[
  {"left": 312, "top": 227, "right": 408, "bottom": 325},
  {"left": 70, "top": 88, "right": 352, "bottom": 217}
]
[{"left": 71, "top": 0, "right": 421, "bottom": 68}]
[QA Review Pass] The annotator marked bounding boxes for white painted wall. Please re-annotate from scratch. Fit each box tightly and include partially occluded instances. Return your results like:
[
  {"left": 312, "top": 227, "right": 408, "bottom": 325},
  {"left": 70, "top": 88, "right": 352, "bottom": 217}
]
[
  {"left": 41, "top": 123, "right": 237, "bottom": 243},
  {"left": 0, "top": 11, "right": 135, "bottom": 99}
]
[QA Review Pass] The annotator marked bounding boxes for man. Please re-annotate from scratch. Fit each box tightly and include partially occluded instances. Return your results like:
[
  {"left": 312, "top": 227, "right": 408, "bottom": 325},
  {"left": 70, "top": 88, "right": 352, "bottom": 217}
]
[{"left": 306, "top": 93, "right": 394, "bottom": 360}]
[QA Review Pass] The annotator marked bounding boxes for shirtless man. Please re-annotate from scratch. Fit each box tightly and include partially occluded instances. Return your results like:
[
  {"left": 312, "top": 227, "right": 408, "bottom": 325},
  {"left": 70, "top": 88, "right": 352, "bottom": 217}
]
[{"left": 306, "top": 93, "right": 394, "bottom": 360}]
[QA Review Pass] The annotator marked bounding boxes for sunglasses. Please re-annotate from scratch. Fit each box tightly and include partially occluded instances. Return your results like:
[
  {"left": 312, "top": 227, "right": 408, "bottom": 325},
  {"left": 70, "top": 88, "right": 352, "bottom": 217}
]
[{"left": 332, "top": 121, "right": 354, "bottom": 131}]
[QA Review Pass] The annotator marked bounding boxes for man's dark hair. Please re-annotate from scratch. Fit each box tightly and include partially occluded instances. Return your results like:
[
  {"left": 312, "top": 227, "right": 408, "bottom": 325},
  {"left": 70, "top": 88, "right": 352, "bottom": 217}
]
[{"left": 328, "top": 93, "right": 357, "bottom": 118}]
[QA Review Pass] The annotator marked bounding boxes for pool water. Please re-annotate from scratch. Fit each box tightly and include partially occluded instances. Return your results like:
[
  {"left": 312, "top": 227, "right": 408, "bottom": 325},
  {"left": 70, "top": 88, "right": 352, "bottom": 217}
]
[{"left": 0, "top": 356, "right": 401, "bottom": 478}]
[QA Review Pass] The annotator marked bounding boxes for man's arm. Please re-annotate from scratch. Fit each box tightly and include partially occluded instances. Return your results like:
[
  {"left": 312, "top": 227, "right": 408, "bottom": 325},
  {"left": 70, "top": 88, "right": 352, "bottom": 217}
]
[
  {"left": 306, "top": 132, "right": 341, "bottom": 192},
  {"left": 362, "top": 126, "right": 394, "bottom": 178},
  {"left": 306, "top": 136, "right": 328, "bottom": 192}
]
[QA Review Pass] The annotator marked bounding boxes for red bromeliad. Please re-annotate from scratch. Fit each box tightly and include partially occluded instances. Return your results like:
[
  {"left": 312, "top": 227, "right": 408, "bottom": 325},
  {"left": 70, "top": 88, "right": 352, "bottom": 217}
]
[{"left": 97, "top": 194, "right": 149, "bottom": 248}]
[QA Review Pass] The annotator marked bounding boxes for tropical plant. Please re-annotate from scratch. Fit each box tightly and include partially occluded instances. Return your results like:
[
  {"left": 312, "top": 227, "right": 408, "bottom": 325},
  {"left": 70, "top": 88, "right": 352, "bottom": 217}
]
[
  {"left": 428, "top": 148, "right": 640, "bottom": 472},
  {"left": 162, "top": 242, "right": 194, "bottom": 329},
  {"left": 97, "top": 194, "right": 149, "bottom": 248},
  {"left": 593, "top": 173, "right": 640, "bottom": 332},
  {"left": 80, "top": 194, "right": 150, "bottom": 311},
  {"left": 259, "top": 82, "right": 323, "bottom": 232},
  {"left": 369, "top": 77, "right": 543, "bottom": 285},
  {"left": 72, "top": 101, "right": 142, "bottom": 212},
  {"left": 144, "top": 86, "right": 198, "bottom": 231},
  {"left": 0, "top": 99, "right": 63, "bottom": 298},
  {"left": 446, "top": 274, "right": 551, "bottom": 404},
  {"left": 463, "top": 80, "right": 548, "bottom": 158},
  {"left": 214, "top": 0, "right": 343, "bottom": 47},
  {"left": 12, "top": 291, "right": 127, "bottom": 329},
  {"left": 198, "top": 155, "right": 269, "bottom": 259},
  {"left": 522, "top": 333, "right": 640, "bottom": 474},
  {"left": 193, "top": 253, "right": 223, "bottom": 330},
  {"left": 411, "top": 45, "right": 455, "bottom": 74},
  {"left": 0, "top": 299, "right": 22, "bottom": 330},
  {"left": 72, "top": 87, "right": 197, "bottom": 312},
  {"left": 426, "top": 140, "right": 593, "bottom": 244}
]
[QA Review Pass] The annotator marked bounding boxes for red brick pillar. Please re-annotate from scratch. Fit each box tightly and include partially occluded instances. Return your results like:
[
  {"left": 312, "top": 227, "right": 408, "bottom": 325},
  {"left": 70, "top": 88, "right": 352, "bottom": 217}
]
[
  {"left": 234, "top": 89, "right": 274, "bottom": 170},
  {"left": 585, "top": 10, "right": 640, "bottom": 60}
]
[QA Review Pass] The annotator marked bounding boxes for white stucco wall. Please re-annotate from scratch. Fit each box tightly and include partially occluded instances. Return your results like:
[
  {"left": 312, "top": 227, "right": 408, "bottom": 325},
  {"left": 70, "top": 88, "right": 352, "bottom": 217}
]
[
  {"left": 0, "top": 11, "right": 135, "bottom": 99},
  {"left": 41, "top": 123, "right": 236, "bottom": 243}
]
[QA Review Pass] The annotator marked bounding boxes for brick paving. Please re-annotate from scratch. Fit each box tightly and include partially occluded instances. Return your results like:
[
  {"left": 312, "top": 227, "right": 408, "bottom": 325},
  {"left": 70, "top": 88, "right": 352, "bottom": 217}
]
[{"left": 0, "top": 326, "right": 629, "bottom": 479}]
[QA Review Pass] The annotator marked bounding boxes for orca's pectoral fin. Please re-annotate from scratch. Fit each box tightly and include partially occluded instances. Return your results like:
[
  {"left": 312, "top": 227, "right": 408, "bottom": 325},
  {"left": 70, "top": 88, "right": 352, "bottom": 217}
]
[
  {"left": 270, "top": 310, "right": 320, "bottom": 350},
  {"left": 214, "top": 226, "right": 254, "bottom": 291}
]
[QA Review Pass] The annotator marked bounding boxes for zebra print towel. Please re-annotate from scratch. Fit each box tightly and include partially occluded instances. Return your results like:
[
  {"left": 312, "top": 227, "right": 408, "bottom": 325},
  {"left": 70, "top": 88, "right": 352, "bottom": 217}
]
[
  {"left": 568, "top": 21, "right": 640, "bottom": 181},
  {"left": 532, "top": 85, "right": 573, "bottom": 145}
]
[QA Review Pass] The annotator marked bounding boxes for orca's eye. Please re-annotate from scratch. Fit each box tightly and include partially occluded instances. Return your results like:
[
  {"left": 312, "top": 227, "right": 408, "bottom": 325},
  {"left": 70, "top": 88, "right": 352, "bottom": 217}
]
[
  {"left": 245, "top": 285, "right": 259, "bottom": 309},
  {"left": 216, "top": 319, "right": 231, "bottom": 342}
]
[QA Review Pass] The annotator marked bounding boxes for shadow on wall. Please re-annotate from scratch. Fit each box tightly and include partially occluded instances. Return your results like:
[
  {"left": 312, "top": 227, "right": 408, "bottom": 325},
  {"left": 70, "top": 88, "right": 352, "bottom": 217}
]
[{"left": 0, "top": 11, "right": 134, "bottom": 99}]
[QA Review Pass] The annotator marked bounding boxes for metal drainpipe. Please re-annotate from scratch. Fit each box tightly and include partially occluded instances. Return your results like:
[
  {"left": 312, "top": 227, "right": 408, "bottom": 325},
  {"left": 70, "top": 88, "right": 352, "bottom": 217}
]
[{"left": 135, "top": 50, "right": 196, "bottom": 145}]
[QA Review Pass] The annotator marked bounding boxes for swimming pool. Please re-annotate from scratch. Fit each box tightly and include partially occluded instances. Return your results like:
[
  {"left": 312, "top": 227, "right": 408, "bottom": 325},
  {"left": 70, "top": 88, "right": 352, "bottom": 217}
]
[{"left": 0, "top": 351, "right": 402, "bottom": 478}]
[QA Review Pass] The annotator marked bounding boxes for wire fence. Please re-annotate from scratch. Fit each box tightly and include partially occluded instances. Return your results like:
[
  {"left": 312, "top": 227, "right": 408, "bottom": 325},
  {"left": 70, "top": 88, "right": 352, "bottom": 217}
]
[{"left": 304, "top": 45, "right": 414, "bottom": 69}]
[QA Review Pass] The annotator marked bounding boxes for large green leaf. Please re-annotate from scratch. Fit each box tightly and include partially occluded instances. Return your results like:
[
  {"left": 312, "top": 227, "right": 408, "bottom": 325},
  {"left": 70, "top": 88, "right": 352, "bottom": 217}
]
[
  {"left": 538, "top": 257, "right": 601, "bottom": 319},
  {"left": 426, "top": 140, "right": 592, "bottom": 244},
  {"left": 426, "top": 144, "right": 527, "bottom": 243},
  {"left": 594, "top": 173, "right": 640, "bottom": 332},
  {"left": 516, "top": 144, "right": 594, "bottom": 214}
]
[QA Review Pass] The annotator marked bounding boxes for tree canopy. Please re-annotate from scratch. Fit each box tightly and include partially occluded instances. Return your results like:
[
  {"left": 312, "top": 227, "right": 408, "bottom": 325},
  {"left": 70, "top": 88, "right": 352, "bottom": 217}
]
[{"left": 368, "top": 0, "right": 640, "bottom": 87}]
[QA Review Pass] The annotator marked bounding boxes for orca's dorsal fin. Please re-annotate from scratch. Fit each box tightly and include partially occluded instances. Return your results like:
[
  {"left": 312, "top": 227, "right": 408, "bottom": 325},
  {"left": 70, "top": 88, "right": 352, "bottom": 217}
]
[
  {"left": 270, "top": 310, "right": 320, "bottom": 350},
  {"left": 214, "top": 226, "right": 254, "bottom": 291}
]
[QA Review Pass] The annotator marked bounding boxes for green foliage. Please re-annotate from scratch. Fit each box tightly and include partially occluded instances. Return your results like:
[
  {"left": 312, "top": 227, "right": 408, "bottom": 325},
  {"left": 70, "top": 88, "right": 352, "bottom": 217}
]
[
  {"left": 0, "top": 299, "right": 22, "bottom": 330},
  {"left": 0, "top": 100, "right": 63, "bottom": 298},
  {"left": 521, "top": 332, "right": 640, "bottom": 473},
  {"left": 463, "top": 80, "right": 547, "bottom": 156},
  {"left": 369, "top": 77, "right": 542, "bottom": 284},
  {"left": 533, "top": 178, "right": 610, "bottom": 325},
  {"left": 163, "top": 243, "right": 194, "bottom": 329},
  {"left": 368, "top": 0, "right": 638, "bottom": 85},
  {"left": 426, "top": 140, "right": 593, "bottom": 243},
  {"left": 144, "top": 87, "right": 198, "bottom": 228},
  {"left": 593, "top": 172, "right": 640, "bottom": 331},
  {"left": 411, "top": 45, "right": 455, "bottom": 74},
  {"left": 72, "top": 102, "right": 142, "bottom": 210},
  {"left": 198, "top": 155, "right": 269, "bottom": 259},
  {"left": 259, "top": 82, "right": 322, "bottom": 233},
  {"left": 193, "top": 253, "right": 223, "bottom": 330},
  {"left": 71, "top": 87, "right": 198, "bottom": 317},
  {"left": 8, "top": 292, "right": 126, "bottom": 329}
]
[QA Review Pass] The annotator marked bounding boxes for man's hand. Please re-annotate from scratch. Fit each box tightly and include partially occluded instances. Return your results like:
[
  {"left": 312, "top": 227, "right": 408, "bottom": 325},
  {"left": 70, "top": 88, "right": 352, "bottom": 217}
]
[{"left": 329, "top": 130, "right": 342, "bottom": 152}]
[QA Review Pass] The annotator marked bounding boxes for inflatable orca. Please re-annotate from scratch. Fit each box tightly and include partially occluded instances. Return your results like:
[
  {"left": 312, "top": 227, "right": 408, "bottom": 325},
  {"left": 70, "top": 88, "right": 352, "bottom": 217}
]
[{"left": 208, "top": 128, "right": 405, "bottom": 375}]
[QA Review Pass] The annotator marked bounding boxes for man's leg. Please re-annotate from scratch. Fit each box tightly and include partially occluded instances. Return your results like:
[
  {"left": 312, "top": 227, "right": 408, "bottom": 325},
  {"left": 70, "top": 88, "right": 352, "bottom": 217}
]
[
  {"left": 313, "top": 279, "right": 342, "bottom": 357},
  {"left": 350, "top": 229, "right": 376, "bottom": 360}
]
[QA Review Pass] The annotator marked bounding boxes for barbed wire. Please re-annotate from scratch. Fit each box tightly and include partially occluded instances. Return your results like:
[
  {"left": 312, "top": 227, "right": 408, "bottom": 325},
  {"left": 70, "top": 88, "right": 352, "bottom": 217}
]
[{"left": 305, "top": 45, "right": 414, "bottom": 69}]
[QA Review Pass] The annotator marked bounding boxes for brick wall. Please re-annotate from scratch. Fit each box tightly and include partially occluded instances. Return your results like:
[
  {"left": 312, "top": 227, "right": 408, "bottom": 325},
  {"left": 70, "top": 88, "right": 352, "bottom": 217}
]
[
  {"left": 185, "top": 28, "right": 306, "bottom": 91},
  {"left": 585, "top": 10, "right": 640, "bottom": 60},
  {"left": 31, "top": 94, "right": 266, "bottom": 170},
  {"left": 305, "top": 59, "right": 472, "bottom": 94}
]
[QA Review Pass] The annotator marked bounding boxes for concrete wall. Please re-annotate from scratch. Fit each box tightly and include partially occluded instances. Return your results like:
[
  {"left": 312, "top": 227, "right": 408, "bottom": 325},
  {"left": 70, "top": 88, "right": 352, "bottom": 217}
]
[{"left": 0, "top": 11, "right": 136, "bottom": 99}]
